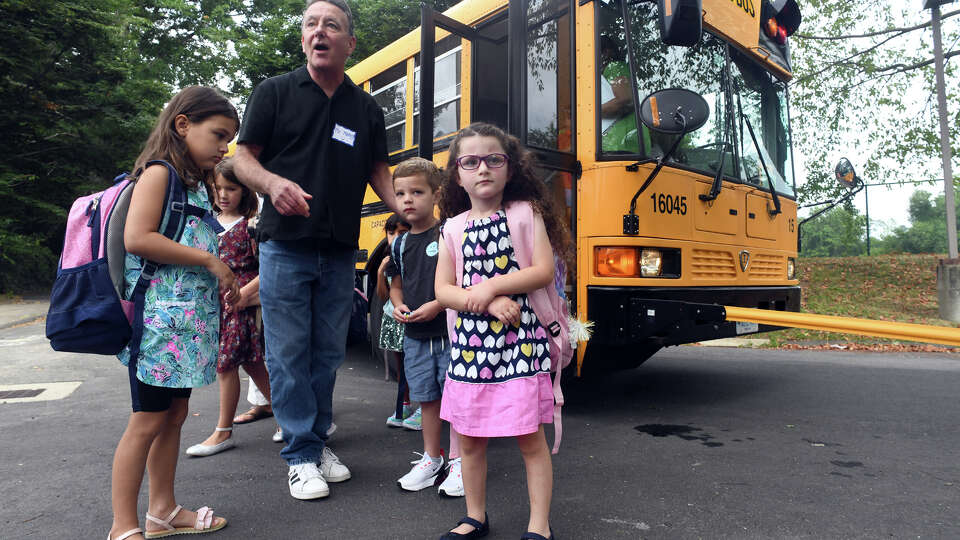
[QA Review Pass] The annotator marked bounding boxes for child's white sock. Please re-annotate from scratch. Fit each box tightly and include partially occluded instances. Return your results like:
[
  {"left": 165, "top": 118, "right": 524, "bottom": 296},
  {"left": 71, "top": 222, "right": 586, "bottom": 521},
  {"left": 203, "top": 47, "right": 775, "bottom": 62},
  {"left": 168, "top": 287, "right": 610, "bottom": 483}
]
[{"left": 424, "top": 452, "right": 442, "bottom": 467}]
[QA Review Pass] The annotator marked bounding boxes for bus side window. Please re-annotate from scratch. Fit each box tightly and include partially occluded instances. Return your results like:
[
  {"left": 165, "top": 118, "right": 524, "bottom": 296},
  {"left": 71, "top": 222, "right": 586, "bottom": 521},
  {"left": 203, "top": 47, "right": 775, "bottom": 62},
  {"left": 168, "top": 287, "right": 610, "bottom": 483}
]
[
  {"left": 472, "top": 14, "right": 509, "bottom": 130},
  {"left": 414, "top": 35, "right": 463, "bottom": 144},
  {"left": 370, "top": 62, "right": 407, "bottom": 154},
  {"left": 526, "top": 0, "right": 573, "bottom": 152}
]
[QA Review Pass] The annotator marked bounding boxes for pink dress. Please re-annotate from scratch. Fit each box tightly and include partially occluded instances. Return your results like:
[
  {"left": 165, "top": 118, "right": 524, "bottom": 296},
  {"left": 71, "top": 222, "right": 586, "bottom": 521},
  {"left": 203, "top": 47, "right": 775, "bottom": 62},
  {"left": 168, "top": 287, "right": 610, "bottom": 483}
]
[{"left": 439, "top": 210, "right": 554, "bottom": 437}]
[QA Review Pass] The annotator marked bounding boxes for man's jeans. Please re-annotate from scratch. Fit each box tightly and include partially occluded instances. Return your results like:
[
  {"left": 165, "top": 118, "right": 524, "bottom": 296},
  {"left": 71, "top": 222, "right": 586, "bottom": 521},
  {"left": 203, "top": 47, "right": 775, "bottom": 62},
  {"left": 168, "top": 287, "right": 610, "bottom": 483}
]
[{"left": 259, "top": 240, "right": 355, "bottom": 465}]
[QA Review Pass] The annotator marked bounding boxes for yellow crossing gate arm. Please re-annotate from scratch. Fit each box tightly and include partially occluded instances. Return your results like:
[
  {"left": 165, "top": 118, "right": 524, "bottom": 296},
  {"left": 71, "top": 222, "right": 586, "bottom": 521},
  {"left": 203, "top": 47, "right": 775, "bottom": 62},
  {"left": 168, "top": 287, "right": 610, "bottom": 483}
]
[{"left": 725, "top": 306, "right": 960, "bottom": 347}]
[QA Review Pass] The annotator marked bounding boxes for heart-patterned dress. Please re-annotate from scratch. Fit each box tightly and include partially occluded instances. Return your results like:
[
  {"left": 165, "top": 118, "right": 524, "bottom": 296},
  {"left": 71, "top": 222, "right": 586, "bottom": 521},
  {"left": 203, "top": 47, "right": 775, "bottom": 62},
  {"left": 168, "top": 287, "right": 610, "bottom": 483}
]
[{"left": 440, "top": 210, "right": 554, "bottom": 437}]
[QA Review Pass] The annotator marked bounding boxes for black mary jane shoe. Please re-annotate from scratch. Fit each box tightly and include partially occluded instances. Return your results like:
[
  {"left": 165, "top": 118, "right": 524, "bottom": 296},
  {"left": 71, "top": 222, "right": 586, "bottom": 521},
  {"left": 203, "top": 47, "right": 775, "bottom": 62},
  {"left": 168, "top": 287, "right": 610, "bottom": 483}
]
[
  {"left": 439, "top": 514, "right": 489, "bottom": 540},
  {"left": 520, "top": 529, "right": 554, "bottom": 540}
]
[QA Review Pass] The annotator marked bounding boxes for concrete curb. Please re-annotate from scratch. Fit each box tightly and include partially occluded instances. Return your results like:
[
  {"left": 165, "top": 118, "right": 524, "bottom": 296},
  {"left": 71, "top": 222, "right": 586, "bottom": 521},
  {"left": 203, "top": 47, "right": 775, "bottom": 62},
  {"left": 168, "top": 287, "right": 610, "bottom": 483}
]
[
  {"left": 0, "top": 302, "right": 49, "bottom": 330},
  {"left": 697, "top": 337, "right": 770, "bottom": 348}
]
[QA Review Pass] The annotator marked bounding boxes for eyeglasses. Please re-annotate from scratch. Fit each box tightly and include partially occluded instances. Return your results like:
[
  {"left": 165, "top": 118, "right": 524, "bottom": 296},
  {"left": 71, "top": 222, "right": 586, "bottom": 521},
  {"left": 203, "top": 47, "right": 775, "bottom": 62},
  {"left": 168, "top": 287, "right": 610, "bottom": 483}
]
[{"left": 456, "top": 153, "right": 509, "bottom": 170}]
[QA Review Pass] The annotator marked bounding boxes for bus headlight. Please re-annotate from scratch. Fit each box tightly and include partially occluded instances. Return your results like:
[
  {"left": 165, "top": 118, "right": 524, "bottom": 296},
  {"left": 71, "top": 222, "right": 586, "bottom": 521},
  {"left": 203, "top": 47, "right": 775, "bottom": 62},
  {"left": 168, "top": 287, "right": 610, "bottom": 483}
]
[
  {"left": 640, "top": 249, "right": 663, "bottom": 277},
  {"left": 595, "top": 247, "right": 679, "bottom": 278},
  {"left": 596, "top": 247, "right": 638, "bottom": 277},
  {"left": 787, "top": 257, "right": 796, "bottom": 279}
]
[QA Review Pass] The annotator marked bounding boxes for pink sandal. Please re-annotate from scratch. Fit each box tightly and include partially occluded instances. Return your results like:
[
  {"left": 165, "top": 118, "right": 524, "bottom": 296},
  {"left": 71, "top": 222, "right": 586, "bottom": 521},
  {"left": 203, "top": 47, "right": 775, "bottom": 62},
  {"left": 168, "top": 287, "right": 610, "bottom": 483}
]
[
  {"left": 144, "top": 505, "right": 226, "bottom": 538},
  {"left": 109, "top": 528, "right": 143, "bottom": 540}
]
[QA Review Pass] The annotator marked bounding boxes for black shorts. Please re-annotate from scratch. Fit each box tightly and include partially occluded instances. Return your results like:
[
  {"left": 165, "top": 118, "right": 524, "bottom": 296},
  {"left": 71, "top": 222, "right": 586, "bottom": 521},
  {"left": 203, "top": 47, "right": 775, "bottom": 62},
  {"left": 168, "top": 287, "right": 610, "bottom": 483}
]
[{"left": 128, "top": 364, "right": 191, "bottom": 412}]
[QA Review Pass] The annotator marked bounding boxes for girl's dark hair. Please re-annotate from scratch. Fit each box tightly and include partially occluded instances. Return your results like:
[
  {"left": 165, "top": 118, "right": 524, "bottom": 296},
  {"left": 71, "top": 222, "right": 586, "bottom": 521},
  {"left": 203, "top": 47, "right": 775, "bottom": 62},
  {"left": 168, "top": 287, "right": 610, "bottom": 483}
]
[
  {"left": 134, "top": 86, "right": 239, "bottom": 195},
  {"left": 214, "top": 157, "right": 259, "bottom": 220},
  {"left": 439, "top": 122, "right": 573, "bottom": 266},
  {"left": 384, "top": 213, "right": 410, "bottom": 234}
]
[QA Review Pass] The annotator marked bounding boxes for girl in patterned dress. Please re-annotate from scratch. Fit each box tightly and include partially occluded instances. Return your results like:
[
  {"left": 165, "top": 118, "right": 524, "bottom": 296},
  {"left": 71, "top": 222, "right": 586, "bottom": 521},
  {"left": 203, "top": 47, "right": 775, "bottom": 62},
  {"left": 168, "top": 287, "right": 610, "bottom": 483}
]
[
  {"left": 185, "top": 157, "right": 270, "bottom": 457},
  {"left": 435, "top": 123, "right": 573, "bottom": 540},
  {"left": 109, "top": 87, "right": 238, "bottom": 540}
]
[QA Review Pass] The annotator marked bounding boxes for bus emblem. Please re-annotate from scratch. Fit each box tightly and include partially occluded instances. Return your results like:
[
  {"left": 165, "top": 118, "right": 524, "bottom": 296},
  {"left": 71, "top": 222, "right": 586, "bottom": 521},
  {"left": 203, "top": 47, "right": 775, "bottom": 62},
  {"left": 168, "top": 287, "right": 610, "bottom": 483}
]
[{"left": 739, "top": 250, "right": 750, "bottom": 272}]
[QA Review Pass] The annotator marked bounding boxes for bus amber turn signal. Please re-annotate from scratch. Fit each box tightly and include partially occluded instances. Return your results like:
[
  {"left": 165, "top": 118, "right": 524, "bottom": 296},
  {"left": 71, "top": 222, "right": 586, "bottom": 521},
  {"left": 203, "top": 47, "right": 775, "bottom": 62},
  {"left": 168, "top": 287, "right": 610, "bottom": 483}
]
[{"left": 596, "top": 247, "right": 638, "bottom": 277}]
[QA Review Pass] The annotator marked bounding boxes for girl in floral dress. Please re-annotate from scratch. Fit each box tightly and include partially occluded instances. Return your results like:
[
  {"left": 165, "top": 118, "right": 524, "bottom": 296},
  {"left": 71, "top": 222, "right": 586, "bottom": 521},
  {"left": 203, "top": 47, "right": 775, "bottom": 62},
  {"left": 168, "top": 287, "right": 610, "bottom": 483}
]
[
  {"left": 109, "top": 87, "right": 238, "bottom": 540},
  {"left": 185, "top": 157, "right": 270, "bottom": 457},
  {"left": 435, "top": 123, "right": 573, "bottom": 540}
]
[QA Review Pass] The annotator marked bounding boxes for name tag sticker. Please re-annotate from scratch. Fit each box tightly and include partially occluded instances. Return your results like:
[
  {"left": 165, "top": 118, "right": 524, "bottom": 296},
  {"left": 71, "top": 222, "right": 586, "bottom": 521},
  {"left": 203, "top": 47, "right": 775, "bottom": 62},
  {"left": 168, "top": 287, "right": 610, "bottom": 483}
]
[{"left": 332, "top": 124, "right": 356, "bottom": 147}]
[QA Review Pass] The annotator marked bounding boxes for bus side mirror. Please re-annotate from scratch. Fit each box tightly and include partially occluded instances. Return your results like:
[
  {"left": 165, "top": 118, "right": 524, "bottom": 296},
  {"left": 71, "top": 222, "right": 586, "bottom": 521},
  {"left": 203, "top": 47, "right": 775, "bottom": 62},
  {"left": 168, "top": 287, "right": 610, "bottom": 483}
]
[
  {"left": 639, "top": 88, "right": 709, "bottom": 134},
  {"left": 657, "top": 0, "right": 703, "bottom": 47},
  {"left": 834, "top": 158, "right": 860, "bottom": 189}
]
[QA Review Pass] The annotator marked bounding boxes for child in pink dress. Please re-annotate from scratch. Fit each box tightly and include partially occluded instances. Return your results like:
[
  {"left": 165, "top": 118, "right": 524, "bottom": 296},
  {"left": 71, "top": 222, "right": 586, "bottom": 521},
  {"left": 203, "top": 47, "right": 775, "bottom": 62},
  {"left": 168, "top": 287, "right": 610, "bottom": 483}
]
[{"left": 435, "top": 123, "right": 573, "bottom": 540}]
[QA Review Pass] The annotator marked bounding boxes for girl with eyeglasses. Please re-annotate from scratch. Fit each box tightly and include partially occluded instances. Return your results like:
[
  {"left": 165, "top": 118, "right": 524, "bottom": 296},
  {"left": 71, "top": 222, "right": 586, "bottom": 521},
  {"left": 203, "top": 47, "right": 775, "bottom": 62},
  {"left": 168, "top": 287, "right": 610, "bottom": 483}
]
[{"left": 434, "top": 122, "right": 572, "bottom": 540}]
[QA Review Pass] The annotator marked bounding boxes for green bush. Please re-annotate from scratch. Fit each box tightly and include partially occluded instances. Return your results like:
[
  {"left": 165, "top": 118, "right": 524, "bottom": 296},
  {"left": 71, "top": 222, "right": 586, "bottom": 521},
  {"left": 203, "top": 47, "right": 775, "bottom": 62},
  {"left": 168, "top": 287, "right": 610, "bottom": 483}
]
[{"left": 0, "top": 229, "right": 57, "bottom": 294}]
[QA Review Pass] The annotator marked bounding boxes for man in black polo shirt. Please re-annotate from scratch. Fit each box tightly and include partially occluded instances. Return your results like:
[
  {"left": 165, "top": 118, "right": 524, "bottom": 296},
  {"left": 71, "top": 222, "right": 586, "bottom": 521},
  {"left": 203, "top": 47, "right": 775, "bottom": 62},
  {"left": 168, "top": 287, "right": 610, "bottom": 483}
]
[{"left": 233, "top": 0, "right": 397, "bottom": 500}]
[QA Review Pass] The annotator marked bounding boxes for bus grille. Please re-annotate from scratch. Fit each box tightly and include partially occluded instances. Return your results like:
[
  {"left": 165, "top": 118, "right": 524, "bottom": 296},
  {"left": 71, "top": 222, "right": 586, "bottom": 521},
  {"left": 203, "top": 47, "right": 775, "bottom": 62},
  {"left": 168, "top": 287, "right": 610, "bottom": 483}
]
[
  {"left": 748, "top": 254, "right": 783, "bottom": 280},
  {"left": 691, "top": 249, "right": 736, "bottom": 279}
]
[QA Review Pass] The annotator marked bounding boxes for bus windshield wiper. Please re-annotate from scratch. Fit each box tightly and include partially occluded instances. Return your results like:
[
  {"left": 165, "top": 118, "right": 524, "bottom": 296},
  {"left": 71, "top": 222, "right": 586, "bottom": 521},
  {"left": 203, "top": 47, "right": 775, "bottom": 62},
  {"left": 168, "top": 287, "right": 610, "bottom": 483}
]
[
  {"left": 743, "top": 116, "right": 782, "bottom": 216},
  {"left": 701, "top": 48, "right": 735, "bottom": 202}
]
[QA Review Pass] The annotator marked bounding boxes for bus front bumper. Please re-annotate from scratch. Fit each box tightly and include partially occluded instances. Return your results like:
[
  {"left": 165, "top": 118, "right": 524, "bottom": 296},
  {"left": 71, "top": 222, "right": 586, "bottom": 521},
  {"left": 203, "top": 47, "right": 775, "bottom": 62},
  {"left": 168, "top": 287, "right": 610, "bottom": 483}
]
[{"left": 586, "top": 285, "right": 801, "bottom": 346}]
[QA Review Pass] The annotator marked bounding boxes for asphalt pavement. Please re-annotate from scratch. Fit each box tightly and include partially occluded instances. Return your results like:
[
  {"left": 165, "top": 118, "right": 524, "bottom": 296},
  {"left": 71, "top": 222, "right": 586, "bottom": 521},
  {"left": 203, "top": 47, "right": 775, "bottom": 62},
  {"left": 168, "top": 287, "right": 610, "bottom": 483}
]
[{"left": 2, "top": 304, "right": 959, "bottom": 539}]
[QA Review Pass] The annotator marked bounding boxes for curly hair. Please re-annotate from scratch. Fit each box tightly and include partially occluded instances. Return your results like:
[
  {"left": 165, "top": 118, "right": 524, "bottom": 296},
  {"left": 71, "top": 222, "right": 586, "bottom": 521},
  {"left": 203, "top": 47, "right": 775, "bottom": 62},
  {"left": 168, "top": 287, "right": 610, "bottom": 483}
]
[{"left": 438, "top": 122, "right": 573, "bottom": 267}]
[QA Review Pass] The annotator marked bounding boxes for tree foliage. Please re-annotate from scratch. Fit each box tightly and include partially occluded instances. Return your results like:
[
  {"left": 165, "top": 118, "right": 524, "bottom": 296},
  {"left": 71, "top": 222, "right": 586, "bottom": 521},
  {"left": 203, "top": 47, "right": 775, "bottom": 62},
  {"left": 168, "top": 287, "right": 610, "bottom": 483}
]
[
  {"left": 800, "top": 203, "right": 866, "bottom": 257},
  {"left": 874, "top": 190, "right": 960, "bottom": 255},
  {"left": 791, "top": 1, "right": 959, "bottom": 202},
  {"left": 0, "top": 0, "right": 164, "bottom": 292}
]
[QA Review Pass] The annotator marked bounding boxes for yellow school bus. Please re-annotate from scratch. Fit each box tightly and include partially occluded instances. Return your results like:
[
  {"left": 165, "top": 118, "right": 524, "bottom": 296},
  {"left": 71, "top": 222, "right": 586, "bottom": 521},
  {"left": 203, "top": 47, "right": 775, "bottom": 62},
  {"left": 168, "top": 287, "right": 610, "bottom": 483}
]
[{"left": 349, "top": 0, "right": 803, "bottom": 374}]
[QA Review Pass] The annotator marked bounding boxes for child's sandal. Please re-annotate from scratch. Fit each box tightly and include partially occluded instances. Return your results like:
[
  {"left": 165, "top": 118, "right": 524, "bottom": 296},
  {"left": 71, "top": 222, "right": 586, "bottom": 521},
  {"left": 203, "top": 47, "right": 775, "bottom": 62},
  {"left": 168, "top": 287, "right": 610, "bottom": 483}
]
[
  {"left": 439, "top": 514, "right": 489, "bottom": 539},
  {"left": 109, "top": 528, "right": 142, "bottom": 540},
  {"left": 144, "top": 505, "right": 227, "bottom": 538}
]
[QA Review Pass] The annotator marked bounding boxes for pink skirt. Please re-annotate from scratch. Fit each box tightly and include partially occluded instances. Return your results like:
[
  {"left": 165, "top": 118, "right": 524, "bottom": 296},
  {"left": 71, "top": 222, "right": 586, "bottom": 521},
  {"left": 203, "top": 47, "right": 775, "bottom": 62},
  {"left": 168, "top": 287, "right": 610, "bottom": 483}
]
[{"left": 440, "top": 372, "right": 554, "bottom": 437}]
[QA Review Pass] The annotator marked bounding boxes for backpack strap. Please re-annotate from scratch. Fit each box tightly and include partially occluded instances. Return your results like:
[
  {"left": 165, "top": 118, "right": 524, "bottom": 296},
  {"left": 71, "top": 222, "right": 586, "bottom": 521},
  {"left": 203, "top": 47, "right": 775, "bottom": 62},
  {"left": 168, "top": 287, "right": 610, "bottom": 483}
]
[
  {"left": 503, "top": 201, "right": 568, "bottom": 454},
  {"left": 391, "top": 231, "right": 408, "bottom": 280},
  {"left": 441, "top": 212, "right": 470, "bottom": 343}
]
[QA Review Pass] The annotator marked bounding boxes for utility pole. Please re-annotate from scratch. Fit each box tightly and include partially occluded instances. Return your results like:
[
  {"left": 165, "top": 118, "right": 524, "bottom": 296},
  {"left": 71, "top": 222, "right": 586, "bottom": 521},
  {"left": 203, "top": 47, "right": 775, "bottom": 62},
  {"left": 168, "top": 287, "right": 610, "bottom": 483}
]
[
  {"left": 929, "top": 2, "right": 957, "bottom": 258},
  {"left": 864, "top": 183, "right": 870, "bottom": 255},
  {"left": 926, "top": 0, "right": 960, "bottom": 320}
]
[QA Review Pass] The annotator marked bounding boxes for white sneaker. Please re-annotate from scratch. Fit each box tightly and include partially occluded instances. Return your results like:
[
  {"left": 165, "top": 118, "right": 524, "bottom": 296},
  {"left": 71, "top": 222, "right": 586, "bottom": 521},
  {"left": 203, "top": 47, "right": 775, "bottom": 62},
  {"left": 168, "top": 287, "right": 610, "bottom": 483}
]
[
  {"left": 288, "top": 462, "right": 329, "bottom": 500},
  {"left": 397, "top": 452, "right": 443, "bottom": 492},
  {"left": 437, "top": 457, "right": 464, "bottom": 497},
  {"left": 319, "top": 447, "right": 351, "bottom": 483}
]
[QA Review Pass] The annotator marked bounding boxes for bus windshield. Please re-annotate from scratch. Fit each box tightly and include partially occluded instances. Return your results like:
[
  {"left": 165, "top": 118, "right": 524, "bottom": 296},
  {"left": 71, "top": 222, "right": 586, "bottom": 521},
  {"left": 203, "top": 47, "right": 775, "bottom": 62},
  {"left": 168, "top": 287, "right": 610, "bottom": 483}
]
[{"left": 597, "top": 0, "right": 795, "bottom": 197}]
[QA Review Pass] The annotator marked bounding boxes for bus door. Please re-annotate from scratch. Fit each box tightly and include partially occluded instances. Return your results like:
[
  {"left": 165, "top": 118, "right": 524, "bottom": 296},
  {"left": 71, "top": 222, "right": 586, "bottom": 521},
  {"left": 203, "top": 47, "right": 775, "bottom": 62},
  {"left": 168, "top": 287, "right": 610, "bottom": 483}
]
[{"left": 418, "top": 3, "right": 514, "bottom": 160}]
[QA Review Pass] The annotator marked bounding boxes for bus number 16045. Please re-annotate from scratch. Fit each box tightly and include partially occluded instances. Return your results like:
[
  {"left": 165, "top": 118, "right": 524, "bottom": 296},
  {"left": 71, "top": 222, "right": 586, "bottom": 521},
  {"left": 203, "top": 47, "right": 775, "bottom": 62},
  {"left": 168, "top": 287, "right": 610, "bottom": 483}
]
[{"left": 650, "top": 193, "right": 688, "bottom": 215}]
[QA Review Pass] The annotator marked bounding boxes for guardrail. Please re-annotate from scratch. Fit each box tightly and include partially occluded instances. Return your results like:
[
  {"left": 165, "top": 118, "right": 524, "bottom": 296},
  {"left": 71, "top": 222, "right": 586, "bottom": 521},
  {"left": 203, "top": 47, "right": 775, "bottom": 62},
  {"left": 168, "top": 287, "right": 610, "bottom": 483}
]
[{"left": 724, "top": 306, "right": 960, "bottom": 347}]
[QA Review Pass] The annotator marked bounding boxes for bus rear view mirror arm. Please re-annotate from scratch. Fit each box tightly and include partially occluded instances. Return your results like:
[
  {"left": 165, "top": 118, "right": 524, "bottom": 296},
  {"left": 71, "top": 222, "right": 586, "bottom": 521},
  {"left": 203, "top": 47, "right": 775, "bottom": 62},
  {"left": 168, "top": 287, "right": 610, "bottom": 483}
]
[{"left": 623, "top": 89, "right": 709, "bottom": 235}]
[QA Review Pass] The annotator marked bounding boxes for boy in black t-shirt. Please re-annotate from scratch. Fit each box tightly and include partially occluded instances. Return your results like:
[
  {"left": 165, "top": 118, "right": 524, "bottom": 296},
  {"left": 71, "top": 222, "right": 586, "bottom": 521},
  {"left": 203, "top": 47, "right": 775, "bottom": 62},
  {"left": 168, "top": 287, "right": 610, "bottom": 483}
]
[{"left": 387, "top": 158, "right": 462, "bottom": 496}]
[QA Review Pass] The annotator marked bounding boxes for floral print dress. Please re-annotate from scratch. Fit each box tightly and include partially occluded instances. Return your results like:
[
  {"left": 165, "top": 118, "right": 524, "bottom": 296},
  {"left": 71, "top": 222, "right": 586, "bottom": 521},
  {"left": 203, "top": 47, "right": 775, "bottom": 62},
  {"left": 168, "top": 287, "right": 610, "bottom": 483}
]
[
  {"left": 118, "top": 186, "right": 220, "bottom": 388},
  {"left": 216, "top": 218, "right": 264, "bottom": 372}
]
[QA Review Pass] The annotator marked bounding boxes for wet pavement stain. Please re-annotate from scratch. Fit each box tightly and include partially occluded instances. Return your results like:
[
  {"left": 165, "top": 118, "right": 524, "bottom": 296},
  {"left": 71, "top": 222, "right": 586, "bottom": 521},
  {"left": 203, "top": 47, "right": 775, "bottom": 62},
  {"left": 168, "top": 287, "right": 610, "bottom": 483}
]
[{"left": 634, "top": 424, "right": 724, "bottom": 447}]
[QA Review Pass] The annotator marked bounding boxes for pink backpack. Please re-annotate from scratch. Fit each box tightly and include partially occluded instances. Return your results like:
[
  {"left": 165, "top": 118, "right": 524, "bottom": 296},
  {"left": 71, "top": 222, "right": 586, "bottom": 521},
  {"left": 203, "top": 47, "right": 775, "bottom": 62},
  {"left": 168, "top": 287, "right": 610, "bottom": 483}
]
[
  {"left": 46, "top": 161, "right": 221, "bottom": 358},
  {"left": 442, "top": 201, "right": 574, "bottom": 453}
]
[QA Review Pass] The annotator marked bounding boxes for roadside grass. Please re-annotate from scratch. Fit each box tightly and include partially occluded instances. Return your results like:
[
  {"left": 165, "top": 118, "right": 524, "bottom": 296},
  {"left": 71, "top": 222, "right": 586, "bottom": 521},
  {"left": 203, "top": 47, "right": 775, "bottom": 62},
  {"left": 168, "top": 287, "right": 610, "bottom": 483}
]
[{"left": 764, "top": 253, "right": 960, "bottom": 348}]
